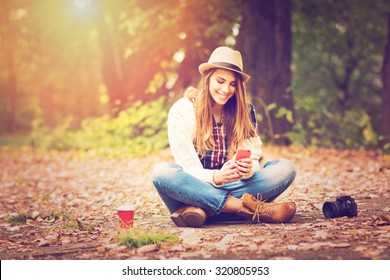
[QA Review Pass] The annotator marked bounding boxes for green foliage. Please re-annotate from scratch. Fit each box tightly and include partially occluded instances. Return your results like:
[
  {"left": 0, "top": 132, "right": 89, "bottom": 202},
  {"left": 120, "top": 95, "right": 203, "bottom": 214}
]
[
  {"left": 63, "top": 219, "right": 94, "bottom": 232},
  {"left": 275, "top": 107, "right": 294, "bottom": 123},
  {"left": 287, "top": 94, "right": 381, "bottom": 148},
  {"left": 29, "top": 98, "right": 169, "bottom": 157},
  {"left": 47, "top": 209, "right": 71, "bottom": 221},
  {"left": 40, "top": 193, "right": 51, "bottom": 201},
  {"left": 8, "top": 214, "right": 28, "bottom": 224},
  {"left": 30, "top": 117, "right": 77, "bottom": 151},
  {"left": 255, "top": 101, "right": 294, "bottom": 143},
  {"left": 118, "top": 228, "right": 179, "bottom": 248},
  {"left": 0, "top": 135, "right": 30, "bottom": 146},
  {"left": 2, "top": 0, "right": 388, "bottom": 150},
  {"left": 290, "top": 0, "right": 388, "bottom": 148}
]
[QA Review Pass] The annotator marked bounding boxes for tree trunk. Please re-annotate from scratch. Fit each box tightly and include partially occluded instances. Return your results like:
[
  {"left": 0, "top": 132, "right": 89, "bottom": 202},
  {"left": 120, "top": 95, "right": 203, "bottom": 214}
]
[
  {"left": 382, "top": 13, "right": 390, "bottom": 146},
  {"left": 39, "top": 86, "right": 55, "bottom": 127},
  {"left": 237, "top": 0, "right": 293, "bottom": 144},
  {"left": 96, "top": 2, "right": 128, "bottom": 117},
  {"left": 95, "top": 2, "right": 172, "bottom": 116},
  {"left": 1, "top": 0, "right": 18, "bottom": 132}
]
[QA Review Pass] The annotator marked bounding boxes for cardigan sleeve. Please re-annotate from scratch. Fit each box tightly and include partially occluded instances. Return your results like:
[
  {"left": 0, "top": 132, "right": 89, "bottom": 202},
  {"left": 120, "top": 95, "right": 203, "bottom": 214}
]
[{"left": 167, "top": 98, "right": 216, "bottom": 185}]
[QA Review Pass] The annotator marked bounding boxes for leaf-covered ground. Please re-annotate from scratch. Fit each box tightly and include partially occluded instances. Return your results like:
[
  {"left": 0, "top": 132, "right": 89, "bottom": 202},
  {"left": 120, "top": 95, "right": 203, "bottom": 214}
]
[{"left": 0, "top": 146, "right": 389, "bottom": 260}]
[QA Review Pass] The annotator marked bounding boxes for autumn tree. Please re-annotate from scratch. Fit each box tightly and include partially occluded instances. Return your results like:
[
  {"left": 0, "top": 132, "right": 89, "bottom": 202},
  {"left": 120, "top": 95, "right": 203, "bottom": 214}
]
[
  {"left": 292, "top": 0, "right": 389, "bottom": 148},
  {"left": 0, "top": 1, "right": 20, "bottom": 132},
  {"left": 96, "top": 0, "right": 241, "bottom": 115},
  {"left": 382, "top": 12, "right": 390, "bottom": 148},
  {"left": 1, "top": 0, "right": 389, "bottom": 152},
  {"left": 237, "top": 0, "right": 294, "bottom": 144}
]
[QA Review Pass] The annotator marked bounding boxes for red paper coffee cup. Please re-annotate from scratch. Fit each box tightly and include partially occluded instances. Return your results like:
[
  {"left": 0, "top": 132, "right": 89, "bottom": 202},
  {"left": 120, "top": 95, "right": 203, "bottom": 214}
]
[{"left": 117, "top": 205, "right": 135, "bottom": 228}]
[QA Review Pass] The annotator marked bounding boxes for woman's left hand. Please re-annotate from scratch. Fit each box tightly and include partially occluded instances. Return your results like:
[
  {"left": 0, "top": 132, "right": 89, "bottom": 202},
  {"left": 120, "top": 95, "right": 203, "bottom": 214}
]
[{"left": 235, "top": 158, "right": 252, "bottom": 177}]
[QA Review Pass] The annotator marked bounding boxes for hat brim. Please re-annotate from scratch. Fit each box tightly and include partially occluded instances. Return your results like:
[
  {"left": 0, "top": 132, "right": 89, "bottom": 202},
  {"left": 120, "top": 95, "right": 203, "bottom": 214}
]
[{"left": 199, "top": 63, "right": 251, "bottom": 83}]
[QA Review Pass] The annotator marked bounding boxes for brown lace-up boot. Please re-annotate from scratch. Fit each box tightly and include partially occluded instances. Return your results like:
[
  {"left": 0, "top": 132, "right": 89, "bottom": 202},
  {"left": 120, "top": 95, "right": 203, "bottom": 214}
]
[
  {"left": 170, "top": 206, "right": 207, "bottom": 227},
  {"left": 235, "top": 205, "right": 256, "bottom": 220},
  {"left": 241, "top": 193, "right": 296, "bottom": 223}
]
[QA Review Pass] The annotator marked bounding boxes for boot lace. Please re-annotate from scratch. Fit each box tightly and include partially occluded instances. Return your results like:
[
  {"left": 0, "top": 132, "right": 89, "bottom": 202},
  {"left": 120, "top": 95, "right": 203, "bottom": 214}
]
[{"left": 252, "top": 193, "right": 274, "bottom": 222}]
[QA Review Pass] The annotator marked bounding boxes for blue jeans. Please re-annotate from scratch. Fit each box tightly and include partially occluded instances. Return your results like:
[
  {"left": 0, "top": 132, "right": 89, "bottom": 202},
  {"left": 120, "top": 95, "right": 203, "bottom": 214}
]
[{"left": 152, "top": 159, "right": 296, "bottom": 215}]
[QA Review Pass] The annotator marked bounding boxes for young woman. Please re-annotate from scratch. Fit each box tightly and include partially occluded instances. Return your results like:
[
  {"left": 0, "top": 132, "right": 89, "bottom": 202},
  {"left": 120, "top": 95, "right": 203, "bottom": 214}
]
[{"left": 152, "top": 46, "right": 297, "bottom": 227}]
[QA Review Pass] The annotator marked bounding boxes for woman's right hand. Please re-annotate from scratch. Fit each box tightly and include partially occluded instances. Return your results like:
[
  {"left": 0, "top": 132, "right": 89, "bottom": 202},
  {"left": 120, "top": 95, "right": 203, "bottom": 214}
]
[{"left": 213, "top": 160, "right": 242, "bottom": 185}]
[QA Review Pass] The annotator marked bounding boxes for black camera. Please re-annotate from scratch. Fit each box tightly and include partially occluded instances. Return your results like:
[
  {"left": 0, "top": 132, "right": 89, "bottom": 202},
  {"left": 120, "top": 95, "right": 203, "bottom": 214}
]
[{"left": 322, "top": 196, "right": 358, "bottom": 219}]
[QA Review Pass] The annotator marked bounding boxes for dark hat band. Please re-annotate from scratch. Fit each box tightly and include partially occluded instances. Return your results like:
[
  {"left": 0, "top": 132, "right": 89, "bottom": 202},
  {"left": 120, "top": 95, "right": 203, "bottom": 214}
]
[{"left": 212, "top": 62, "right": 242, "bottom": 72}]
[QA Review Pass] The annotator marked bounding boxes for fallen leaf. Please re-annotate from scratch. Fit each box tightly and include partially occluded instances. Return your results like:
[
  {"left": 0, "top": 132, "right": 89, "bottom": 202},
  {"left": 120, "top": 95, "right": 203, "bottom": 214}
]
[
  {"left": 287, "top": 244, "right": 300, "bottom": 251},
  {"left": 180, "top": 229, "right": 202, "bottom": 247},
  {"left": 371, "top": 215, "right": 390, "bottom": 226},
  {"left": 96, "top": 246, "right": 106, "bottom": 253},
  {"left": 1, "top": 147, "right": 389, "bottom": 260},
  {"left": 314, "top": 230, "right": 328, "bottom": 239},
  {"left": 298, "top": 242, "right": 350, "bottom": 251},
  {"left": 214, "top": 234, "right": 237, "bottom": 252},
  {"left": 137, "top": 244, "right": 160, "bottom": 254}
]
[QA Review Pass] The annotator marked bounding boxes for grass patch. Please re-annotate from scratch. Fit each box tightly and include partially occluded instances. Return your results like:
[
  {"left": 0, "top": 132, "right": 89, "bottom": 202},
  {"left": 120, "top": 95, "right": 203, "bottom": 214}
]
[
  {"left": 8, "top": 214, "right": 28, "bottom": 224},
  {"left": 48, "top": 209, "right": 70, "bottom": 221},
  {"left": 62, "top": 219, "right": 95, "bottom": 231},
  {"left": 118, "top": 228, "right": 179, "bottom": 248},
  {"left": 41, "top": 194, "right": 51, "bottom": 201}
]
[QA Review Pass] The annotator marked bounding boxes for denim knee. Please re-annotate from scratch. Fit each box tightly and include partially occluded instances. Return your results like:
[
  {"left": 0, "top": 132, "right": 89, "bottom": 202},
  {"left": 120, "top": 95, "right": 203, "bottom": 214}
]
[
  {"left": 263, "top": 158, "right": 296, "bottom": 181},
  {"left": 277, "top": 158, "right": 297, "bottom": 182},
  {"left": 152, "top": 162, "right": 181, "bottom": 187}
]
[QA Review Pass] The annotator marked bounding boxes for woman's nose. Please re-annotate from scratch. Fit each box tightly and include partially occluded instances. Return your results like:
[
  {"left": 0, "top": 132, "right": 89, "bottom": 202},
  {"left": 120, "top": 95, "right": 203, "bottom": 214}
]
[{"left": 221, "top": 84, "right": 230, "bottom": 93}]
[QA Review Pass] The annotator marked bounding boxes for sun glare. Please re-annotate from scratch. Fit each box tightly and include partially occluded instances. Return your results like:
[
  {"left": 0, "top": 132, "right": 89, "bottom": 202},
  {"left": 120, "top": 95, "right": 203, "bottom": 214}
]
[
  {"left": 72, "top": 0, "right": 98, "bottom": 19},
  {"left": 74, "top": 0, "right": 92, "bottom": 10}
]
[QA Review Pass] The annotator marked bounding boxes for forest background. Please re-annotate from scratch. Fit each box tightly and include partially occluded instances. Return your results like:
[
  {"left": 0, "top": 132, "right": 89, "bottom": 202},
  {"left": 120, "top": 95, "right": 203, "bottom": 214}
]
[
  {"left": 1, "top": 0, "right": 390, "bottom": 155},
  {"left": 1, "top": 0, "right": 390, "bottom": 263}
]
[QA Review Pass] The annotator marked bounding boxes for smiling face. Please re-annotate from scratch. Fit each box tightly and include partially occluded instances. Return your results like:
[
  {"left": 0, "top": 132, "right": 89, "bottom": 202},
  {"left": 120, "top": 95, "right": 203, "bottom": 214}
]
[{"left": 209, "top": 68, "right": 237, "bottom": 108}]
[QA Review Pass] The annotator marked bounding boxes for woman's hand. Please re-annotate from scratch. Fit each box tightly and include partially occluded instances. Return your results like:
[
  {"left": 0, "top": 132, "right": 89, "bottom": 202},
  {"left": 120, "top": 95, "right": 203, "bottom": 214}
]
[
  {"left": 235, "top": 158, "right": 252, "bottom": 177},
  {"left": 213, "top": 160, "right": 242, "bottom": 185}
]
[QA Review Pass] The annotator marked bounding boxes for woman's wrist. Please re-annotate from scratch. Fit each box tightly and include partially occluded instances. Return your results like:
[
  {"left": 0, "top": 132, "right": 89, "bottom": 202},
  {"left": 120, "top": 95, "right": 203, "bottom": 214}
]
[{"left": 213, "top": 170, "right": 223, "bottom": 186}]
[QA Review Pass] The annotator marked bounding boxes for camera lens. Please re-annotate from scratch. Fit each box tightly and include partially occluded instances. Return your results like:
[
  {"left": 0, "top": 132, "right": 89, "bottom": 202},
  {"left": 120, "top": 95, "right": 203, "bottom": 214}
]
[
  {"left": 322, "top": 196, "right": 358, "bottom": 218},
  {"left": 322, "top": 201, "right": 340, "bottom": 218}
]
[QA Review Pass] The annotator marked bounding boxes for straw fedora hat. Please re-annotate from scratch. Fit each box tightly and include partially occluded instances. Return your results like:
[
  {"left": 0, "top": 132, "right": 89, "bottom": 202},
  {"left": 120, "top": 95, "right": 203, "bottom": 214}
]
[{"left": 198, "top": 46, "right": 250, "bottom": 82}]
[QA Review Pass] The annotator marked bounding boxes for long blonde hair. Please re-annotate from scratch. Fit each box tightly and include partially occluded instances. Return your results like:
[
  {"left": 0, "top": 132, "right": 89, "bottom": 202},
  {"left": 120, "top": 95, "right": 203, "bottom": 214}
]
[{"left": 185, "top": 69, "right": 258, "bottom": 159}]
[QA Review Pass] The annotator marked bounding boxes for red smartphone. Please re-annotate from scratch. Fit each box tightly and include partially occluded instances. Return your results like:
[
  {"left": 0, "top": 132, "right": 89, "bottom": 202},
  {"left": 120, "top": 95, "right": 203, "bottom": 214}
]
[{"left": 236, "top": 149, "right": 251, "bottom": 160}]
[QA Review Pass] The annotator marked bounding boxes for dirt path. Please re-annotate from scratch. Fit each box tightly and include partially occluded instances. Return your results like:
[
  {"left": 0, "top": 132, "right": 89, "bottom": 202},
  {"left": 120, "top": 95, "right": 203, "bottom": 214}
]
[{"left": 0, "top": 146, "right": 389, "bottom": 260}]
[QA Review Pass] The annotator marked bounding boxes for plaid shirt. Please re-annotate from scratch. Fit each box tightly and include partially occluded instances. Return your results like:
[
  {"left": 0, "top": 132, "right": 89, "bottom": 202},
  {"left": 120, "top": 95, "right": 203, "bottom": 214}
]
[{"left": 199, "top": 104, "right": 257, "bottom": 170}]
